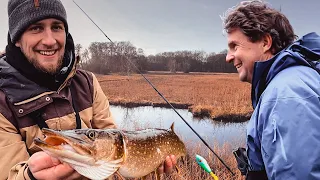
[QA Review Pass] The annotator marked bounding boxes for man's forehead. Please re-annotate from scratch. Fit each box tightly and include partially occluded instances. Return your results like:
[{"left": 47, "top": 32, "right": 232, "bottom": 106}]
[
  {"left": 226, "top": 28, "right": 240, "bottom": 37},
  {"left": 226, "top": 32, "right": 239, "bottom": 44},
  {"left": 226, "top": 29, "right": 248, "bottom": 42},
  {"left": 32, "top": 18, "right": 64, "bottom": 25}
]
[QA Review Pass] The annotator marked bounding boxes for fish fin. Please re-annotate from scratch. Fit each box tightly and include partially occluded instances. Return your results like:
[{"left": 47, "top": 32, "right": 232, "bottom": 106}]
[
  {"left": 170, "top": 122, "right": 175, "bottom": 132},
  {"left": 180, "top": 156, "right": 185, "bottom": 164},
  {"left": 68, "top": 158, "right": 123, "bottom": 180},
  {"left": 154, "top": 170, "right": 161, "bottom": 180}
]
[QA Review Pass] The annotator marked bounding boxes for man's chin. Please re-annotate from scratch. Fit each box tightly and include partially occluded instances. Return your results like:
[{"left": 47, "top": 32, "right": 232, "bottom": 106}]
[
  {"left": 33, "top": 58, "right": 63, "bottom": 75},
  {"left": 35, "top": 63, "right": 61, "bottom": 75},
  {"left": 239, "top": 77, "right": 252, "bottom": 84},
  {"left": 239, "top": 74, "right": 248, "bottom": 83}
]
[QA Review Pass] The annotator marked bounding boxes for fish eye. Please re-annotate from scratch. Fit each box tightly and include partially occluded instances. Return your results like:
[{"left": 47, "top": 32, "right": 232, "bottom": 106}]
[{"left": 87, "top": 130, "right": 96, "bottom": 140}]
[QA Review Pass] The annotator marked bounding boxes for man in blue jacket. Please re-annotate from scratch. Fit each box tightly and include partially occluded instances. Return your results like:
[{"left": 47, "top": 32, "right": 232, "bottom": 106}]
[{"left": 222, "top": 1, "right": 320, "bottom": 179}]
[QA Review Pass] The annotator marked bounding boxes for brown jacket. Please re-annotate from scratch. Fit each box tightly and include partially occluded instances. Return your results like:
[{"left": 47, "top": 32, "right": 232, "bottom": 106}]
[{"left": 0, "top": 57, "right": 116, "bottom": 180}]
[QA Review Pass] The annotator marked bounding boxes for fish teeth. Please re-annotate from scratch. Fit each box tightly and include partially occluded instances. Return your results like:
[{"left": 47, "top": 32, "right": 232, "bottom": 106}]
[{"left": 61, "top": 144, "right": 76, "bottom": 152}]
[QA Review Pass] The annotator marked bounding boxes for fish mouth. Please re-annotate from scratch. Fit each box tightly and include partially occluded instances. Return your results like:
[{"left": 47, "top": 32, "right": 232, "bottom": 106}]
[
  {"left": 35, "top": 129, "right": 68, "bottom": 149},
  {"left": 34, "top": 128, "right": 96, "bottom": 165}
]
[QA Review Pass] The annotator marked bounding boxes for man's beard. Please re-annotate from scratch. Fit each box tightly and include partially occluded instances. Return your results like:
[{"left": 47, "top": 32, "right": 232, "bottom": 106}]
[{"left": 25, "top": 53, "right": 64, "bottom": 75}]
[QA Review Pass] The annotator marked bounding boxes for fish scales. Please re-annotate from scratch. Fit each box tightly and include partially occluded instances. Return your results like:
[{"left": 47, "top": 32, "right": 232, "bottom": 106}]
[{"left": 119, "top": 127, "right": 186, "bottom": 178}]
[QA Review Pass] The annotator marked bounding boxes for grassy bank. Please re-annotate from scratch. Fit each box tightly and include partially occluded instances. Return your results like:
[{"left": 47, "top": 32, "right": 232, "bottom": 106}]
[{"left": 97, "top": 72, "right": 252, "bottom": 122}]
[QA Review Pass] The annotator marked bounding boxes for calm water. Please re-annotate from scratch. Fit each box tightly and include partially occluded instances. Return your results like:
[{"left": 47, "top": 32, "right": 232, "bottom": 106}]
[{"left": 110, "top": 105, "right": 248, "bottom": 150}]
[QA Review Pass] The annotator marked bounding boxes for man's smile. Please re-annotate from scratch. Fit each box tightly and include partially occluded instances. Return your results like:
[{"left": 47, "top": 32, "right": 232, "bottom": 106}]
[
  {"left": 37, "top": 50, "right": 58, "bottom": 56},
  {"left": 235, "top": 63, "right": 242, "bottom": 69}
]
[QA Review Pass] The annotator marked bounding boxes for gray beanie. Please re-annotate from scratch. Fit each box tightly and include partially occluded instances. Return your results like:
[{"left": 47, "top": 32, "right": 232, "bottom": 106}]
[{"left": 8, "top": 0, "right": 68, "bottom": 43}]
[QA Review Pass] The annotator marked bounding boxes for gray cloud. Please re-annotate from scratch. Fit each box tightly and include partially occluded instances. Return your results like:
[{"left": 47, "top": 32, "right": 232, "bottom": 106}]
[{"left": 1, "top": 0, "right": 319, "bottom": 55}]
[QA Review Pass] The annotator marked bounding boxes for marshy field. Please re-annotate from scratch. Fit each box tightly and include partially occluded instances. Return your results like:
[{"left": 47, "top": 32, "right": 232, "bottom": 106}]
[
  {"left": 97, "top": 72, "right": 251, "bottom": 180},
  {"left": 98, "top": 72, "right": 252, "bottom": 122}
]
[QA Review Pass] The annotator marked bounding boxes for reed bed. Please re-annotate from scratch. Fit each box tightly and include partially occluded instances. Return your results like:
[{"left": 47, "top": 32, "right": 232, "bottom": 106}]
[{"left": 97, "top": 72, "right": 252, "bottom": 122}]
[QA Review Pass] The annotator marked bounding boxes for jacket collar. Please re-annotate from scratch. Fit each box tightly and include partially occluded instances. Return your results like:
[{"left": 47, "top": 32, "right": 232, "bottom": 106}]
[{"left": 251, "top": 32, "right": 320, "bottom": 108}]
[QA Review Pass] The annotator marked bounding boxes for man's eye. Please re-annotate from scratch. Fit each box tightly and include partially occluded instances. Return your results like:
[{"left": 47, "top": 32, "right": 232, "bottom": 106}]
[
  {"left": 232, "top": 44, "right": 237, "bottom": 49},
  {"left": 52, "top": 25, "right": 64, "bottom": 31},
  {"left": 28, "top": 26, "right": 42, "bottom": 32},
  {"left": 228, "top": 43, "right": 234, "bottom": 50},
  {"left": 231, "top": 44, "right": 238, "bottom": 51},
  {"left": 234, "top": 45, "right": 238, "bottom": 51}
]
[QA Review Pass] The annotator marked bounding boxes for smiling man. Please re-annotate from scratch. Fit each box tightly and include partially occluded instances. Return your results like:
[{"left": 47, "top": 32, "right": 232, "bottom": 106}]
[
  {"left": 15, "top": 18, "right": 66, "bottom": 75},
  {"left": 1, "top": 0, "right": 115, "bottom": 179},
  {"left": 226, "top": 29, "right": 274, "bottom": 83},
  {"left": 1, "top": 0, "right": 175, "bottom": 180},
  {"left": 223, "top": 1, "right": 320, "bottom": 180}
]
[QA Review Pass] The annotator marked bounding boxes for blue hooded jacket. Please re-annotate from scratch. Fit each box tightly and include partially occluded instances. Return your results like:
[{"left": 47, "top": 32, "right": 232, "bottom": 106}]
[{"left": 247, "top": 32, "right": 320, "bottom": 179}]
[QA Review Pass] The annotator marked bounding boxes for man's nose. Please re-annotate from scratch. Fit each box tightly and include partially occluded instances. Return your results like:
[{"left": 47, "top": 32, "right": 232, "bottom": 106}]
[
  {"left": 42, "top": 29, "right": 57, "bottom": 47},
  {"left": 226, "top": 51, "right": 234, "bottom": 63}
]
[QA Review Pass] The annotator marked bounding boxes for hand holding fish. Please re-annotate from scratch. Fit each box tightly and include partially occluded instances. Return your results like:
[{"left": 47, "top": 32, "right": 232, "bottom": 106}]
[
  {"left": 28, "top": 151, "right": 176, "bottom": 180},
  {"left": 28, "top": 151, "right": 82, "bottom": 180},
  {"left": 157, "top": 155, "right": 177, "bottom": 174}
]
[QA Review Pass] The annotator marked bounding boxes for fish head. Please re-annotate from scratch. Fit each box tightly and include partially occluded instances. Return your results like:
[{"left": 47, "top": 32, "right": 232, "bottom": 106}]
[
  {"left": 89, "top": 129, "right": 126, "bottom": 161},
  {"left": 34, "top": 128, "right": 126, "bottom": 165}
]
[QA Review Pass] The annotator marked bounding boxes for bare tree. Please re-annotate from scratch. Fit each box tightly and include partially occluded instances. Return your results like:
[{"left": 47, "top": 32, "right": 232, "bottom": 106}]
[
  {"left": 75, "top": 44, "right": 82, "bottom": 57},
  {"left": 168, "top": 58, "right": 177, "bottom": 73},
  {"left": 80, "top": 41, "right": 236, "bottom": 73}
]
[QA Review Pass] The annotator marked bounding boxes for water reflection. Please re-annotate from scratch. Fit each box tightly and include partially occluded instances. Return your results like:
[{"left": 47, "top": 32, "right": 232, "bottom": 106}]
[{"left": 110, "top": 105, "right": 247, "bottom": 149}]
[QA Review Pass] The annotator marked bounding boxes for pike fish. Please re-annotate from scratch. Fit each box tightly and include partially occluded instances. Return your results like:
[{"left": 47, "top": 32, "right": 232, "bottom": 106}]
[{"left": 34, "top": 123, "right": 186, "bottom": 180}]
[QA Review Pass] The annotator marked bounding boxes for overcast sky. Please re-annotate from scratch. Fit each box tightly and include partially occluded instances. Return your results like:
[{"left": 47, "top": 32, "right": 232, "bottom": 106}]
[{"left": 1, "top": 0, "right": 319, "bottom": 55}]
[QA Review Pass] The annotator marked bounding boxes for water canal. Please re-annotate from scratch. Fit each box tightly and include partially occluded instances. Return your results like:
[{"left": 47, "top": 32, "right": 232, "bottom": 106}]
[{"left": 110, "top": 105, "right": 248, "bottom": 150}]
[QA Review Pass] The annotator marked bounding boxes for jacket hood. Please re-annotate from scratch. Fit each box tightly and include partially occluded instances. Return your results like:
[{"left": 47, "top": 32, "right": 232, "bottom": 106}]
[{"left": 251, "top": 32, "right": 320, "bottom": 108}]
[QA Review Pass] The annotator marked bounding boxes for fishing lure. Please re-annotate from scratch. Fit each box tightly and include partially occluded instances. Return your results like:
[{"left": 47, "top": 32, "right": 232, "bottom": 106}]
[{"left": 196, "top": 154, "right": 219, "bottom": 180}]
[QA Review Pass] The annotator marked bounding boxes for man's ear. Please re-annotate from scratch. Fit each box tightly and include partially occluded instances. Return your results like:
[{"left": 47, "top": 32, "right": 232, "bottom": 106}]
[
  {"left": 262, "top": 34, "right": 272, "bottom": 53},
  {"left": 15, "top": 41, "right": 21, "bottom": 48}
]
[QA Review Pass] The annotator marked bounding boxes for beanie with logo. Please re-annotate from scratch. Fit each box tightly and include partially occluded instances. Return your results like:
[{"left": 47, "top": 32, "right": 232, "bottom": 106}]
[{"left": 8, "top": 0, "right": 68, "bottom": 43}]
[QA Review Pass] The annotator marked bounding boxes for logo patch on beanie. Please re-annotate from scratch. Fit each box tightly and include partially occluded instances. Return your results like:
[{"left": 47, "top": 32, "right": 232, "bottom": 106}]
[{"left": 34, "top": 0, "right": 40, "bottom": 8}]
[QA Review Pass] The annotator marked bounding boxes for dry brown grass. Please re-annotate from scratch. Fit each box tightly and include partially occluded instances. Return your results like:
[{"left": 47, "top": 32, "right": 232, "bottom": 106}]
[
  {"left": 97, "top": 72, "right": 252, "bottom": 122},
  {"left": 166, "top": 142, "right": 244, "bottom": 180}
]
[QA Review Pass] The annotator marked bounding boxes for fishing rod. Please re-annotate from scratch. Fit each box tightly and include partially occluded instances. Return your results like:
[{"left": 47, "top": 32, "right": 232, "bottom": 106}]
[{"left": 73, "top": 0, "right": 234, "bottom": 176}]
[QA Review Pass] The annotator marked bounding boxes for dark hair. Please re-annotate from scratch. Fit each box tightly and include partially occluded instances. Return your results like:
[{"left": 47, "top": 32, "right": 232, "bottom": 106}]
[{"left": 222, "top": 0, "right": 297, "bottom": 54}]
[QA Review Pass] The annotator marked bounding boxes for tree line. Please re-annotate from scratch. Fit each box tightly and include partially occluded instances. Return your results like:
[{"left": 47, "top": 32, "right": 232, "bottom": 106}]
[{"left": 75, "top": 41, "right": 236, "bottom": 74}]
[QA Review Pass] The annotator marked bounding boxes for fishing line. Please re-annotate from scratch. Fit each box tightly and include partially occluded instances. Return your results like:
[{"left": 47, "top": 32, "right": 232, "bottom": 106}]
[{"left": 73, "top": 0, "right": 234, "bottom": 176}]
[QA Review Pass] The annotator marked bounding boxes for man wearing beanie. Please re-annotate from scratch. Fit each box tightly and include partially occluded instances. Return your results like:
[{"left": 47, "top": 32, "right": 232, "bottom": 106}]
[
  {"left": 1, "top": 0, "right": 116, "bottom": 179},
  {"left": 1, "top": 0, "right": 176, "bottom": 179}
]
